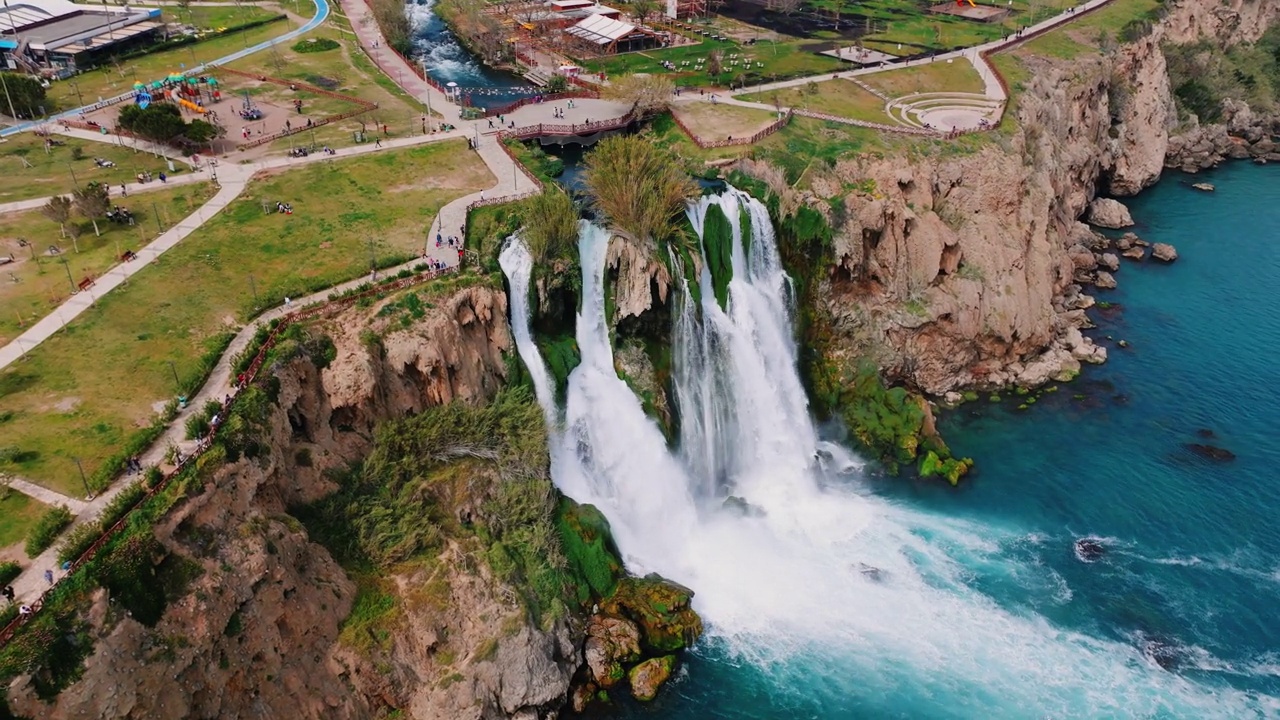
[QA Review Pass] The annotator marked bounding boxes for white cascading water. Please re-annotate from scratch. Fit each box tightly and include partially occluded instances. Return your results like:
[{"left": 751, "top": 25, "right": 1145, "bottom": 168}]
[{"left": 501, "top": 195, "right": 1276, "bottom": 717}]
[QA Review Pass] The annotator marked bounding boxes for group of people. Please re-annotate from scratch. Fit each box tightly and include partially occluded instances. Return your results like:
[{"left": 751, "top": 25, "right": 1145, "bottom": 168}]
[
  {"left": 275, "top": 201, "right": 294, "bottom": 215},
  {"left": 106, "top": 205, "right": 134, "bottom": 225},
  {"left": 135, "top": 171, "right": 166, "bottom": 184}
]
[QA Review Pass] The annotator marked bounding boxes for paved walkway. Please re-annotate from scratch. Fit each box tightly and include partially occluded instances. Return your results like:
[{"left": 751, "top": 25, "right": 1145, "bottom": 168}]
[{"left": 1, "top": 477, "right": 88, "bottom": 515}]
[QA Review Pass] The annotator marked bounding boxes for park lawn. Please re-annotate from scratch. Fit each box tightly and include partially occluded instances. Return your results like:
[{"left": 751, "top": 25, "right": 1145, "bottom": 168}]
[
  {"left": 0, "top": 132, "right": 188, "bottom": 203},
  {"left": 739, "top": 79, "right": 891, "bottom": 123},
  {"left": 1020, "top": 0, "right": 1163, "bottom": 58},
  {"left": 0, "top": 139, "right": 492, "bottom": 495},
  {"left": 852, "top": 0, "right": 1078, "bottom": 52},
  {"left": 671, "top": 103, "right": 782, "bottom": 143},
  {"left": 225, "top": 27, "right": 430, "bottom": 152},
  {"left": 0, "top": 182, "right": 215, "bottom": 342},
  {"left": 582, "top": 32, "right": 839, "bottom": 88},
  {"left": 863, "top": 59, "right": 986, "bottom": 97},
  {"left": 163, "top": 4, "right": 278, "bottom": 31},
  {"left": 42, "top": 17, "right": 297, "bottom": 111},
  {"left": 0, "top": 489, "right": 48, "bottom": 550}
]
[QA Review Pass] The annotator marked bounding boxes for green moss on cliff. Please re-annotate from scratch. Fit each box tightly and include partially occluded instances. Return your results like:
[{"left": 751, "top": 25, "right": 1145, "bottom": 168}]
[
  {"left": 702, "top": 203, "right": 735, "bottom": 310},
  {"left": 604, "top": 575, "right": 704, "bottom": 653},
  {"left": 535, "top": 334, "right": 581, "bottom": 401},
  {"left": 556, "top": 498, "right": 624, "bottom": 602}
]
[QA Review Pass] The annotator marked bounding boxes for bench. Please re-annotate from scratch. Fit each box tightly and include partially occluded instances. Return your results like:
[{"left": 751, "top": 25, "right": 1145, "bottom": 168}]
[
  {"left": 120, "top": 250, "right": 137, "bottom": 262},
  {"left": 77, "top": 276, "right": 95, "bottom": 292}
]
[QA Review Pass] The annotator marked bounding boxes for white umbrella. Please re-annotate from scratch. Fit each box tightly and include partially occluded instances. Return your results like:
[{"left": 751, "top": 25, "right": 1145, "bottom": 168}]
[{"left": 446, "top": 81, "right": 458, "bottom": 87}]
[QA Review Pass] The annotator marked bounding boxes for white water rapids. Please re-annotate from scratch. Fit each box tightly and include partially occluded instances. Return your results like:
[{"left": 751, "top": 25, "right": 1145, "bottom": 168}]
[{"left": 498, "top": 191, "right": 1277, "bottom": 718}]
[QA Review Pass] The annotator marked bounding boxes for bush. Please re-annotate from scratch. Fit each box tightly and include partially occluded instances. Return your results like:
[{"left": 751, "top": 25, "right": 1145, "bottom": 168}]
[
  {"left": 25, "top": 506, "right": 74, "bottom": 558},
  {"left": 98, "top": 483, "right": 146, "bottom": 530},
  {"left": 144, "top": 466, "right": 164, "bottom": 490},
  {"left": 293, "top": 38, "right": 339, "bottom": 53},
  {"left": 0, "top": 561, "right": 20, "bottom": 586},
  {"left": 56, "top": 521, "right": 102, "bottom": 565},
  {"left": 184, "top": 412, "right": 210, "bottom": 440}
]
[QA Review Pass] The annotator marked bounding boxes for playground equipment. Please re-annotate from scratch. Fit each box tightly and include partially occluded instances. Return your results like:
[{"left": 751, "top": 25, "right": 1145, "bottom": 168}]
[
  {"left": 176, "top": 97, "right": 206, "bottom": 114},
  {"left": 239, "top": 90, "right": 263, "bottom": 121}
]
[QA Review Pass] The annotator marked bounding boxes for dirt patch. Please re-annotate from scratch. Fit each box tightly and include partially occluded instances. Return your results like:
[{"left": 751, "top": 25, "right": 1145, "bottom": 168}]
[
  {"left": 52, "top": 396, "right": 81, "bottom": 413},
  {"left": 0, "top": 542, "right": 25, "bottom": 566},
  {"left": 671, "top": 103, "right": 780, "bottom": 143}
]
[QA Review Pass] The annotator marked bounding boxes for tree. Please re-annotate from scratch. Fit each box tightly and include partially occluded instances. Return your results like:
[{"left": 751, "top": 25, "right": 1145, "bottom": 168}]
[
  {"left": 184, "top": 118, "right": 224, "bottom": 144},
  {"left": 604, "top": 73, "right": 675, "bottom": 114},
  {"left": 118, "top": 103, "right": 187, "bottom": 143},
  {"left": 42, "top": 195, "right": 73, "bottom": 238},
  {"left": 546, "top": 74, "right": 569, "bottom": 93},
  {"left": 521, "top": 187, "right": 579, "bottom": 266},
  {"left": 630, "top": 0, "right": 661, "bottom": 26},
  {"left": 0, "top": 72, "right": 48, "bottom": 119},
  {"left": 74, "top": 182, "right": 110, "bottom": 238},
  {"left": 584, "top": 135, "right": 698, "bottom": 245}
]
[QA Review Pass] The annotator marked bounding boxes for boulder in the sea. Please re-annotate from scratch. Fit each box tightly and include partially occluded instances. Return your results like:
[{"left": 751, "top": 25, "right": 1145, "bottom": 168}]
[
  {"left": 584, "top": 615, "right": 643, "bottom": 689},
  {"left": 604, "top": 574, "right": 704, "bottom": 653},
  {"left": 858, "top": 563, "right": 886, "bottom": 582},
  {"left": 628, "top": 655, "right": 677, "bottom": 701},
  {"left": 1074, "top": 538, "right": 1106, "bottom": 562},
  {"left": 1097, "top": 252, "right": 1120, "bottom": 272},
  {"left": 722, "top": 495, "right": 766, "bottom": 518},
  {"left": 1094, "top": 271, "right": 1117, "bottom": 290},
  {"left": 1151, "top": 243, "right": 1178, "bottom": 262},
  {"left": 1122, "top": 247, "right": 1146, "bottom": 261},
  {"left": 1184, "top": 443, "right": 1236, "bottom": 462},
  {"left": 1196, "top": 428, "right": 1217, "bottom": 439},
  {"left": 1087, "top": 198, "right": 1134, "bottom": 229},
  {"left": 917, "top": 450, "right": 974, "bottom": 486},
  {"left": 572, "top": 682, "right": 597, "bottom": 713},
  {"left": 1140, "top": 635, "right": 1186, "bottom": 671},
  {"left": 1192, "top": 182, "right": 1215, "bottom": 192}
]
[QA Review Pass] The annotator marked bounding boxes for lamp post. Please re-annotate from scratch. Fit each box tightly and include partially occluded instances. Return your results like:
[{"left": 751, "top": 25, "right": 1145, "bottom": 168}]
[
  {"left": 72, "top": 457, "right": 91, "bottom": 499},
  {"left": 59, "top": 256, "right": 75, "bottom": 292}
]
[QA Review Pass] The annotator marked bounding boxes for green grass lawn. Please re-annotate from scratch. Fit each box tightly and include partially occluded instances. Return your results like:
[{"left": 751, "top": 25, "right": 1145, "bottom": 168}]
[
  {"left": 0, "top": 182, "right": 215, "bottom": 342},
  {"left": 1013, "top": 0, "right": 1163, "bottom": 59},
  {"left": 863, "top": 59, "right": 986, "bottom": 97},
  {"left": 0, "top": 132, "right": 189, "bottom": 203},
  {"left": 0, "top": 140, "right": 492, "bottom": 495},
  {"left": 581, "top": 34, "right": 842, "bottom": 89},
  {"left": 856, "top": 0, "right": 1078, "bottom": 52},
  {"left": 43, "top": 17, "right": 298, "bottom": 111},
  {"left": 0, "top": 489, "right": 48, "bottom": 549},
  {"left": 739, "top": 79, "right": 891, "bottom": 123},
  {"left": 163, "top": 4, "right": 278, "bottom": 32}
]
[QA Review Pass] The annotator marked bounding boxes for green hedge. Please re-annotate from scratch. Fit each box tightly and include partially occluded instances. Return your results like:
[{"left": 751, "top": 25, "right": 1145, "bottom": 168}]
[
  {"left": 25, "top": 506, "right": 74, "bottom": 558},
  {"left": 56, "top": 522, "right": 102, "bottom": 565},
  {"left": 293, "top": 38, "right": 339, "bottom": 53},
  {"left": 0, "top": 561, "right": 20, "bottom": 586}
]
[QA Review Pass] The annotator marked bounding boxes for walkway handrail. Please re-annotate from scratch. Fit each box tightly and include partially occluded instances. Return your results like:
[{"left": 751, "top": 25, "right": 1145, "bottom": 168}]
[
  {"left": 504, "top": 111, "right": 637, "bottom": 139},
  {"left": 482, "top": 89, "right": 600, "bottom": 119}
]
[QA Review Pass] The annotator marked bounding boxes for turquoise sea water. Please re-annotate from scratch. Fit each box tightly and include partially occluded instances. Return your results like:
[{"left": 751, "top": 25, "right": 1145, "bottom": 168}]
[{"left": 609, "top": 163, "right": 1280, "bottom": 718}]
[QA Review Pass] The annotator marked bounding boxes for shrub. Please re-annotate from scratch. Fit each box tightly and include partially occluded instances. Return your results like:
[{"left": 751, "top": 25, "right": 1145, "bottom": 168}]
[
  {"left": 56, "top": 521, "right": 103, "bottom": 565},
  {"left": 98, "top": 483, "right": 146, "bottom": 530},
  {"left": 144, "top": 465, "right": 164, "bottom": 490},
  {"left": 293, "top": 38, "right": 339, "bottom": 53},
  {"left": 25, "top": 506, "right": 74, "bottom": 558},
  {"left": 521, "top": 187, "right": 580, "bottom": 266},
  {"left": 583, "top": 135, "right": 698, "bottom": 245},
  {"left": 0, "top": 561, "right": 20, "bottom": 586}
]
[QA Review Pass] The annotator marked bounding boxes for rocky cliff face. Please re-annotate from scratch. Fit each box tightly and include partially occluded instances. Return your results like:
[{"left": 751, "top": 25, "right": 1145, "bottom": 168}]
[
  {"left": 4, "top": 284, "right": 588, "bottom": 720},
  {"left": 748, "top": 0, "right": 1278, "bottom": 396}
]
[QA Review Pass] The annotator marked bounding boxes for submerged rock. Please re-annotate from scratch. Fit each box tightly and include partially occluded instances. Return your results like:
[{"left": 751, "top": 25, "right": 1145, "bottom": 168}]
[
  {"left": 1122, "top": 247, "right": 1146, "bottom": 261},
  {"left": 1139, "top": 635, "right": 1187, "bottom": 671},
  {"left": 1196, "top": 428, "right": 1217, "bottom": 439},
  {"left": 1087, "top": 198, "right": 1134, "bottom": 228},
  {"left": 628, "top": 655, "right": 677, "bottom": 701},
  {"left": 1192, "top": 182, "right": 1215, "bottom": 192},
  {"left": 1184, "top": 443, "right": 1236, "bottom": 462},
  {"left": 1074, "top": 538, "right": 1107, "bottom": 562},
  {"left": 857, "top": 563, "right": 886, "bottom": 582},
  {"left": 722, "top": 495, "right": 766, "bottom": 518},
  {"left": 1151, "top": 243, "right": 1178, "bottom": 262}
]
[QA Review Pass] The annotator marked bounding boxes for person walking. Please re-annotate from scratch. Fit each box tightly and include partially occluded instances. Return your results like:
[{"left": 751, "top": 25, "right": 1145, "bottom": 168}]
[{"left": 44, "top": 569, "right": 53, "bottom": 585}]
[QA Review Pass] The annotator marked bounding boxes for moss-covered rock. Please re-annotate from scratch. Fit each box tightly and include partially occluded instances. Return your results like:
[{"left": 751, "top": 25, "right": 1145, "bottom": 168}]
[
  {"left": 555, "top": 498, "right": 624, "bottom": 603},
  {"left": 917, "top": 450, "right": 974, "bottom": 487},
  {"left": 628, "top": 655, "right": 677, "bottom": 702},
  {"left": 702, "top": 203, "right": 735, "bottom": 310},
  {"left": 603, "top": 574, "right": 703, "bottom": 653}
]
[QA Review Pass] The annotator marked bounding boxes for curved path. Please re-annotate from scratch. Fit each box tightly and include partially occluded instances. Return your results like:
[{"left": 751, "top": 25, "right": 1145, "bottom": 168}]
[{"left": 0, "top": 0, "right": 331, "bottom": 138}]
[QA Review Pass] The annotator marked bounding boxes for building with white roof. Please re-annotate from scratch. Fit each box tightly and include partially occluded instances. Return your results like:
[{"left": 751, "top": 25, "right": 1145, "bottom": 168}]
[
  {"left": 0, "top": 0, "right": 162, "bottom": 75},
  {"left": 564, "top": 13, "right": 659, "bottom": 53}
]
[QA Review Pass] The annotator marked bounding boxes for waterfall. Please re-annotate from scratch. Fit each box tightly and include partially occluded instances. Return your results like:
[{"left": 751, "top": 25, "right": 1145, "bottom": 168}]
[
  {"left": 500, "top": 195, "right": 1273, "bottom": 717},
  {"left": 498, "top": 236, "right": 557, "bottom": 426}
]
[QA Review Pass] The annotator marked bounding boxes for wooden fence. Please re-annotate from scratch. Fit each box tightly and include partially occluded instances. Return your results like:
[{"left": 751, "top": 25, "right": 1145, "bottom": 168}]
[
  {"left": 504, "top": 111, "right": 637, "bottom": 141},
  {"left": 209, "top": 67, "right": 380, "bottom": 151},
  {"left": 480, "top": 89, "right": 600, "bottom": 119}
]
